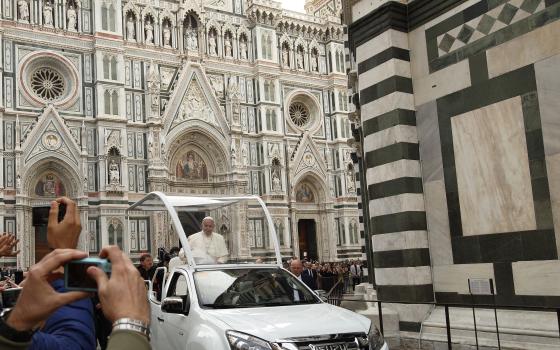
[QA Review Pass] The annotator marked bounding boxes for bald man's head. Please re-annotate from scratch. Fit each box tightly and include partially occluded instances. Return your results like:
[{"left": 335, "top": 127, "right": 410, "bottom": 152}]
[{"left": 290, "top": 259, "right": 303, "bottom": 277}]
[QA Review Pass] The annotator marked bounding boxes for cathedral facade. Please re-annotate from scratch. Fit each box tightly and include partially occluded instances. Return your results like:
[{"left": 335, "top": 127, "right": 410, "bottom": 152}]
[{"left": 0, "top": 0, "right": 360, "bottom": 268}]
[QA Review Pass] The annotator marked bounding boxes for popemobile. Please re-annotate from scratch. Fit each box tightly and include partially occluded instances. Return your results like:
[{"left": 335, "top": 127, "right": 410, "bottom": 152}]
[{"left": 127, "top": 192, "right": 388, "bottom": 350}]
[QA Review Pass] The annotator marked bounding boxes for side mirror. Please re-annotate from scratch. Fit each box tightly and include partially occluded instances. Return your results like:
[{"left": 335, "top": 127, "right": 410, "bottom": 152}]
[{"left": 162, "top": 296, "right": 189, "bottom": 314}]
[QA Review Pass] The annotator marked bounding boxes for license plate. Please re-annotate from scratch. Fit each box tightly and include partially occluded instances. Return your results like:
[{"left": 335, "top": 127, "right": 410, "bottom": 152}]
[{"left": 309, "top": 344, "right": 347, "bottom": 350}]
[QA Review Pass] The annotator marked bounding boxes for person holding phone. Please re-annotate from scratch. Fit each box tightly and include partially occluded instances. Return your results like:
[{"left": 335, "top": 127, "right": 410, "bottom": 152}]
[{"left": 0, "top": 247, "right": 151, "bottom": 350}]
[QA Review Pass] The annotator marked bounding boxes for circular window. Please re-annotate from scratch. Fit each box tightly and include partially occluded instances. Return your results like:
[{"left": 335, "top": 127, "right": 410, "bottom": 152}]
[
  {"left": 18, "top": 51, "right": 80, "bottom": 109},
  {"left": 31, "top": 68, "right": 66, "bottom": 101},
  {"left": 289, "top": 102, "right": 310, "bottom": 128}
]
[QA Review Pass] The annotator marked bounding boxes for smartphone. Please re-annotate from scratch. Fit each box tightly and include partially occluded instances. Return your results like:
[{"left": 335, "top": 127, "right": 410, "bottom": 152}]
[
  {"left": 1, "top": 288, "right": 22, "bottom": 309},
  {"left": 64, "top": 258, "right": 111, "bottom": 292},
  {"left": 57, "top": 203, "right": 67, "bottom": 223}
]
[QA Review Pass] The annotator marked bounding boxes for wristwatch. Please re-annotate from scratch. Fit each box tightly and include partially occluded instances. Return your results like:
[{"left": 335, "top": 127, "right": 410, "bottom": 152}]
[{"left": 0, "top": 309, "right": 35, "bottom": 343}]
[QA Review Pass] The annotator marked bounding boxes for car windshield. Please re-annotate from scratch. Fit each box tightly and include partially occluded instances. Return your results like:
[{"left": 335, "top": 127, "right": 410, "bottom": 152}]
[{"left": 194, "top": 268, "right": 320, "bottom": 308}]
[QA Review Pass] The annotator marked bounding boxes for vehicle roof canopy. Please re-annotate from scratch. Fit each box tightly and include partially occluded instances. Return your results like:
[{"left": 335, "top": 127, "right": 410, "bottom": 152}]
[{"left": 126, "top": 191, "right": 282, "bottom": 267}]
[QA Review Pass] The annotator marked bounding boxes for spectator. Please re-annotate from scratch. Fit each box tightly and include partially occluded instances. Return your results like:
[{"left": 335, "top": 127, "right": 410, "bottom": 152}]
[
  {"left": 0, "top": 247, "right": 151, "bottom": 350},
  {"left": 350, "top": 261, "right": 361, "bottom": 291},
  {"left": 31, "top": 197, "right": 96, "bottom": 350},
  {"left": 289, "top": 259, "right": 316, "bottom": 291},
  {"left": 137, "top": 253, "right": 156, "bottom": 281}
]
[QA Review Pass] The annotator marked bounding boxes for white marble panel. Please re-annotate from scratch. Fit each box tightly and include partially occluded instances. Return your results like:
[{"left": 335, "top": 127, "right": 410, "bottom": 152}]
[
  {"left": 356, "top": 29, "right": 409, "bottom": 63},
  {"left": 369, "top": 193, "right": 425, "bottom": 218},
  {"left": 351, "top": 0, "right": 402, "bottom": 23},
  {"left": 372, "top": 230, "right": 429, "bottom": 252},
  {"left": 364, "top": 125, "right": 419, "bottom": 152},
  {"left": 433, "top": 264, "right": 495, "bottom": 294},
  {"left": 366, "top": 159, "right": 422, "bottom": 185},
  {"left": 512, "top": 260, "right": 560, "bottom": 296},
  {"left": 424, "top": 180, "right": 453, "bottom": 266},
  {"left": 413, "top": 59, "right": 471, "bottom": 106},
  {"left": 361, "top": 92, "right": 415, "bottom": 123},
  {"left": 452, "top": 97, "right": 536, "bottom": 236},
  {"left": 408, "top": 27, "right": 430, "bottom": 81},
  {"left": 359, "top": 59, "right": 411, "bottom": 87},
  {"left": 535, "top": 54, "right": 560, "bottom": 157},
  {"left": 375, "top": 266, "right": 433, "bottom": 286},
  {"left": 487, "top": 20, "right": 560, "bottom": 78}
]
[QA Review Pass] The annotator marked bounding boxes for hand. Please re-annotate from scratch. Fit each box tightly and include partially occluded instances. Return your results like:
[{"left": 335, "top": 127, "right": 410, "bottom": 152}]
[
  {"left": 88, "top": 246, "right": 150, "bottom": 324},
  {"left": 7, "top": 249, "right": 89, "bottom": 331},
  {"left": 47, "top": 197, "right": 81, "bottom": 249},
  {"left": 0, "top": 233, "right": 20, "bottom": 257}
]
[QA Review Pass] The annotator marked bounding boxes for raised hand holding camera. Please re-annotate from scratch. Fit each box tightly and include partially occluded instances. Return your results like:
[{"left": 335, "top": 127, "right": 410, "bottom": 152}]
[
  {"left": 6, "top": 249, "right": 90, "bottom": 332},
  {"left": 47, "top": 197, "right": 81, "bottom": 250}
]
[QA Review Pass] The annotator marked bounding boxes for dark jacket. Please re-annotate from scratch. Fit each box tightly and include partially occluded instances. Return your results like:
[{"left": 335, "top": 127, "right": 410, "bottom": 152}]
[
  {"left": 30, "top": 279, "right": 96, "bottom": 350},
  {"left": 301, "top": 269, "right": 317, "bottom": 290}
]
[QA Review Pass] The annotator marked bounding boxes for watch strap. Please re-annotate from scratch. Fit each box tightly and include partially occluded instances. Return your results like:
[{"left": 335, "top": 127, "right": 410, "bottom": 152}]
[{"left": 0, "top": 309, "right": 35, "bottom": 343}]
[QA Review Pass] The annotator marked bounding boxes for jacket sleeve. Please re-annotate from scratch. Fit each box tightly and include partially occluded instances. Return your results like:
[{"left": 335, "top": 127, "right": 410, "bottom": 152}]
[
  {"left": 106, "top": 330, "right": 151, "bottom": 350},
  {"left": 29, "top": 280, "right": 96, "bottom": 350},
  {"left": 0, "top": 334, "right": 31, "bottom": 350}
]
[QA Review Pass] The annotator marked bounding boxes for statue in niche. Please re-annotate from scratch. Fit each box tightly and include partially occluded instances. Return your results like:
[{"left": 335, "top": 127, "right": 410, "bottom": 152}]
[
  {"left": 224, "top": 35, "right": 233, "bottom": 57},
  {"left": 126, "top": 16, "right": 136, "bottom": 41},
  {"left": 43, "top": 0, "right": 54, "bottom": 27},
  {"left": 67, "top": 3, "right": 77, "bottom": 31},
  {"left": 239, "top": 36, "right": 248, "bottom": 60},
  {"left": 18, "top": 0, "right": 29, "bottom": 22},
  {"left": 209, "top": 31, "right": 217, "bottom": 55},
  {"left": 346, "top": 164, "right": 355, "bottom": 192},
  {"left": 163, "top": 23, "right": 171, "bottom": 47},
  {"left": 16, "top": 175, "right": 21, "bottom": 193},
  {"left": 311, "top": 51, "right": 318, "bottom": 72},
  {"left": 297, "top": 49, "right": 304, "bottom": 70},
  {"left": 109, "top": 159, "right": 120, "bottom": 184},
  {"left": 272, "top": 171, "right": 281, "bottom": 191},
  {"left": 282, "top": 45, "right": 289, "bottom": 66},
  {"left": 145, "top": 19, "right": 154, "bottom": 44}
]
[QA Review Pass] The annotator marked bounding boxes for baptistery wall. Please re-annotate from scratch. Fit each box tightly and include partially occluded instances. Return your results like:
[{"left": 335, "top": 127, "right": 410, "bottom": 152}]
[{"left": 0, "top": 0, "right": 360, "bottom": 268}]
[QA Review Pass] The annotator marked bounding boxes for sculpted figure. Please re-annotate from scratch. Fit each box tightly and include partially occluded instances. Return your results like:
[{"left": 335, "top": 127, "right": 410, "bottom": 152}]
[
  {"left": 239, "top": 37, "right": 248, "bottom": 60},
  {"left": 43, "top": 1, "right": 54, "bottom": 26},
  {"left": 18, "top": 0, "right": 29, "bottom": 22},
  {"left": 145, "top": 20, "right": 154, "bottom": 44},
  {"left": 67, "top": 4, "right": 77, "bottom": 31},
  {"left": 127, "top": 16, "right": 136, "bottom": 41},
  {"left": 224, "top": 35, "right": 233, "bottom": 57},
  {"left": 163, "top": 23, "right": 171, "bottom": 47}
]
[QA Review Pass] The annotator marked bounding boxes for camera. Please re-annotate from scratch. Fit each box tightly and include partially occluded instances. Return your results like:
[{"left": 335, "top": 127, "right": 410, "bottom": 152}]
[
  {"left": 1, "top": 288, "right": 22, "bottom": 309},
  {"left": 57, "top": 203, "right": 67, "bottom": 223},
  {"left": 64, "top": 258, "right": 111, "bottom": 292}
]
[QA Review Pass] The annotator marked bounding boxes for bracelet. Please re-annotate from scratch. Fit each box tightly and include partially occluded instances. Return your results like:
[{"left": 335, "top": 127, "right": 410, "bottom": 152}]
[{"left": 112, "top": 318, "right": 150, "bottom": 340}]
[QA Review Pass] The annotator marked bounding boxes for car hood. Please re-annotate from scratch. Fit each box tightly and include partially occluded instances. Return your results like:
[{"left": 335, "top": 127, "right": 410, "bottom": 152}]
[{"left": 204, "top": 303, "right": 370, "bottom": 341}]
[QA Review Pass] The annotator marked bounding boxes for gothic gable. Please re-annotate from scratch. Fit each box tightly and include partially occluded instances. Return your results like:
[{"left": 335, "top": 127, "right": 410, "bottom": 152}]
[
  {"left": 291, "top": 132, "right": 328, "bottom": 181},
  {"left": 162, "top": 62, "right": 229, "bottom": 139},
  {"left": 21, "top": 105, "right": 82, "bottom": 168}
]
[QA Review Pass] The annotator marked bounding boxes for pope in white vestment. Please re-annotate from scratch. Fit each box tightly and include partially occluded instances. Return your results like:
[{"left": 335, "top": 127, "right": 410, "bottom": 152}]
[{"left": 188, "top": 216, "right": 229, "bottom": 263}]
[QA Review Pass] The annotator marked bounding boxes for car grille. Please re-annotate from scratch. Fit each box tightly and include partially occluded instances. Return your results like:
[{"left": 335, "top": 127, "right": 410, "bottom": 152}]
[{"left": 272, "top": 332, "right": 368, "bottom": 350}]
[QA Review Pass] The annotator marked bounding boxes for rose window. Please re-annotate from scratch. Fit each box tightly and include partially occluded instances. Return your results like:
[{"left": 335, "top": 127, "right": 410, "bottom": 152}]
[
  {"left": 289, "top": 102, "right": 310, "bottom": 128},
  {"left": 31, "top": 67, "right": 65, "bottom": 101}
]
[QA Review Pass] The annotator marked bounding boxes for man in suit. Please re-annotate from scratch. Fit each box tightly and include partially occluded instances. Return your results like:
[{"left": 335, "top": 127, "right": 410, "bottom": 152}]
[{"left": 290, "top": 259, "right": 317, "bottom": 291}]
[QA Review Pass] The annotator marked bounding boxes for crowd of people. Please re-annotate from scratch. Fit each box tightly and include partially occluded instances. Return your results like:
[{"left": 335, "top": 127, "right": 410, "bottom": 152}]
[
  {"left": 0, "top": 197, "right": 151, "bottom": 350},
  {"left": 284, "top": 258, "right": 365, "bottom": 293}
]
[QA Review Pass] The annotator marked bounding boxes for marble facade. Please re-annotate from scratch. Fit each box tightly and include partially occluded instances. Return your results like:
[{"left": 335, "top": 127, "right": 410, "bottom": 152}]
[{"left": 0, "top": 0, "right": 361, "bottom": 268}]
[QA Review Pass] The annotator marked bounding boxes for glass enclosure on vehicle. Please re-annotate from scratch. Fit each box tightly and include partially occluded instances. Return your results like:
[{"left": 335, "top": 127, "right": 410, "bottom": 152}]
[
  {"left": 194, "top": 268, "right": 320, "bottom": 308},
  {"left": 126, "top": 192, "right": 281, "bottom": 267}
]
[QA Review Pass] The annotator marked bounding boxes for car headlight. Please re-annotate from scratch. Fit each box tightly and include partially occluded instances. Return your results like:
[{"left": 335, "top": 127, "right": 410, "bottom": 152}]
[
  {"left": 367, "top": 323, "right": 385, "bottom": 350},
  {"left": 226, "top": 330, "right": 274, "bottom": 350}
]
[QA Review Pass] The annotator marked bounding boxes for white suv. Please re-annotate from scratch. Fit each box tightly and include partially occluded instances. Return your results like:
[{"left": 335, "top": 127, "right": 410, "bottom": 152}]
[{"left": 128, "top": 193, "right": 388, "bottom": 350}]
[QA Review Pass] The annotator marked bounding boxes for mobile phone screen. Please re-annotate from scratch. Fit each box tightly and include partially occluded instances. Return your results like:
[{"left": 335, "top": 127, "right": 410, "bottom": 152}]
[{"left": 67, "top": 262, "right": 97, "bottom": 290}]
